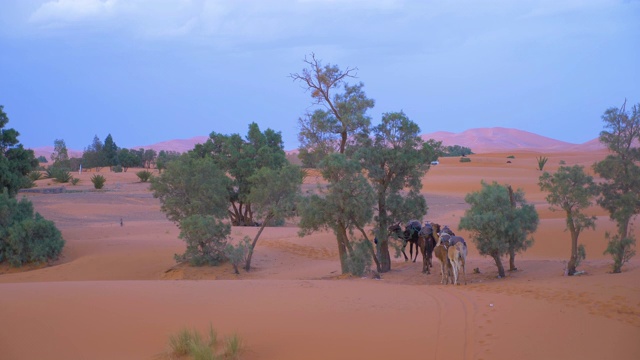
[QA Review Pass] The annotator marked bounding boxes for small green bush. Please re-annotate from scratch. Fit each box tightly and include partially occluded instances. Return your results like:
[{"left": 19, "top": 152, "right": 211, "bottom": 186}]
[
  {"left": 507, "top": 155, "right": 515, "bottom": 159},
  {"left": 167, "top": 324, "right": 242, "bottom": 360},
  {"left": 28, "top": 171, "right": 43, "bottom": 181},
  {"left": 459, "top": 157, "right": 471, "bottom": 163},
  {"left": 136, "top": 170, "right": 153, "bottom": 182},
  {"left": 112, "top": 165, "right": 123, "bottom": 173},
  {"left": 0, "top": 193, "right": 65, "bottom": 267},
  {"left": 176, "top": 215, "right": 230, "bottom": 266},
  {"left": 46, "top": 167, "right": 72, "bottom": 183},
  {"left": 91, "top": 174, "right": 107, "bottom": 189},
  {"left": 70, "top": 178, "right": 80, "bottom": 186},
  {"left": 559, "top": 160, "right": 566, "bottom": 165}
]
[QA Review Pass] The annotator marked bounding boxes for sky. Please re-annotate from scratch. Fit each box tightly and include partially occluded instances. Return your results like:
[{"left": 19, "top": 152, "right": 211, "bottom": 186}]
[{"left": 1, "top": 0, "right": 639, "bottom": 152}]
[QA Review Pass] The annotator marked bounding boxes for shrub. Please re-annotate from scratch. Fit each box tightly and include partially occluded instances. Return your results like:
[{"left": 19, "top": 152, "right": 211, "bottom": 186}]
[
  {"left": 0, "top": 192, "right": 65, "bottom": 266},
  {"left": 91, "top": 174, "right": 107, "bottom": 189},
  {"left": 536, "top": 156, "right": 549, "bottom": 171},
  {"left": 176, "top": 215, "right": 230, "bottom": 266},
  {"left": 344, "top": 240, "right": 373, "bottom": 276},
  {"left": 70, "top": 178, "right": 80, "bottom": 186},
  {"left": 604, "top": 233, "right": 636, "bottom": 273},
  {"left": 167, "top": 324, "right": 242, "bottom": 360},
  {"left": 459, "top": 157, "right": 471, "bottom": 163},
  {"left": 28, "top": 171, "right": 43, "bottom": 181},
  {"left": 507, "top": 155, "right": 515, "bottom": 159},
  {"left": 136, "top": 170, "right": 153, "bottom": 182},
  {"left": 45, "top": 167, "right": 72, "bottom": 183},
  {"left": 112, "top": 165, "right": 123, "bottom": 173},
  {"left": 225, "top": 236, "right": 252, "bottom": 274},
  {"left": 559, "top": 160, "right": 566, "bottom": 165}
]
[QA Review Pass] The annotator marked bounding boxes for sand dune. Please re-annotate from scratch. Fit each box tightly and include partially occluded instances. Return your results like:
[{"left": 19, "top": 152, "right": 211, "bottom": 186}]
[{"left": 1, "top": 149, "right": 639, "bottom": 360}]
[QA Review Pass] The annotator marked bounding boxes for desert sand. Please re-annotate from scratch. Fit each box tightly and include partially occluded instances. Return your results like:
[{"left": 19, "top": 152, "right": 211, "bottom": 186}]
[{"left": 1, "top": 150, "right": 639, "bottom": 360}]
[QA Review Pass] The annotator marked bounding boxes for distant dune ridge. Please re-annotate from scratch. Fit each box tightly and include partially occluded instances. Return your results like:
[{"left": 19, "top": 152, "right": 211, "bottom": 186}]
[{"left": 30, "top": 127, "right": 605, "bottom": 160}]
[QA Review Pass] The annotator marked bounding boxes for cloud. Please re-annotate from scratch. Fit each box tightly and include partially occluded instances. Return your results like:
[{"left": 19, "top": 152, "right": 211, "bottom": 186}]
[{"left": 29, "top": 0, "right": 117, "bottom": 24}]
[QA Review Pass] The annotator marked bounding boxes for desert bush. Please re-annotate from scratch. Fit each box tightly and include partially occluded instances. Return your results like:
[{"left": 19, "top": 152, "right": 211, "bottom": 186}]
[
  {"left": 536, "top": 156, "right": 549, "bottom": 171},
  {"left": 112, "top": 164, "right": 123, "bottom": 173},
  {"left": 136, "top": 170, "right": 153, "bottom": 182},
  {"left": 45, "top": 167, "right": 72, "bottom": 183},
  {"left": 70, "top": 178, "right": 80, "bottom": 186},
  {"left": 28, "top": 170, "right": 43, "bottom": 181},
  {"left": 344, "top": 240, "right": 373, "bottom": 276},
  {"left": 176, "top": 215, "right": 230, "bottom": 266},
  {"left": 559, "top": 160, "right": 566, "bottom": 165},
  {"left": 0, "top": 192, "right": 65, "bottom": 266},
  {"left": 604, "top": 233, "right": 636, "bottom": 273},
  {"left": 225, "top": 236, "right": 252, "bottom": 274},
  {"left": 167, "top": 324, "right": 242, "bottom": 360},
  {"left": 91, "top": 174, "right": 106, "bottom": 189},
  {"left": 459, "top": 157, "right": 471, "bottom": 163},
  {"left": 507, "top": 155, "right": 515, "bottom": 159}
]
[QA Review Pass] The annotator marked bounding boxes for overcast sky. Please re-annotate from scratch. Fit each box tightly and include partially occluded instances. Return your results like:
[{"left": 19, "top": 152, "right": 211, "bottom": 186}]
[{"left": 1, "top": 0, "right": 639, "bottom": 151}]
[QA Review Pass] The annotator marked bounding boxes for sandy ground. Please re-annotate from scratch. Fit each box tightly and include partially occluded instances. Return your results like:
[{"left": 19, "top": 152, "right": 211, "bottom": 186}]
[{"left": 1, "top": 150, "right": 639, "bottom": 360}]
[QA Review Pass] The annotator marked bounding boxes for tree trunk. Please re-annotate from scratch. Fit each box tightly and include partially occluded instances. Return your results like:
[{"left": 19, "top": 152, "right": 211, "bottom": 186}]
[
  {"left": 492, "top": 253, "right": 506, "bottom": 278},
  {"left": 335, "top": 226, "right": 350, "bottom": 274},
  {"left": 509, "top": 249, "right": 517, "bottom": 271},
  {"left": 244, "top": 214, "right": 271, "bottom": 272},
  {"left": 379, "top": 239, "right": 391, "bottom": 272},
  {"left": 567, "top": 215, "right": 578, "bottom": 276}
]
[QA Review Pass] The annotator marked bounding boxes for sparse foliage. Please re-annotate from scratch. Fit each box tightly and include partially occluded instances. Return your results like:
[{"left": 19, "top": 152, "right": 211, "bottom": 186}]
[
  {"left": 536, "top": 156, "right": 549, "bottom": 171},
  {"left": 51, "top": 139, "right": 69, "bottom": 168},
  {"left": 593, "top": 100, "right": 640, "bottom": 272},
  {"left": 460, "top": 157, "right": 471, "bottom": 163},
  {"left": 177, "top": 214, "right": 229, "bottom": 266},
  {"left": 539, "top": 165, "right": 597, "bottom": 275},
  {"left": 442, "top": 145, "right": 473, "bottom": 157},
  {"left": 225, "top": 237, "right": 252, "bottom": 274}
]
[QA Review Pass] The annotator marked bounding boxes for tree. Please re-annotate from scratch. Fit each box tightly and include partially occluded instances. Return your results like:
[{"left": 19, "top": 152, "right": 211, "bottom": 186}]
[
  {"left": 291, "top": 53, "right": 375, "bottom": 156},
  {"left": 442, "top": 145, "right": 473, "bottom": 157},
  {"left": 293, "top": 55, "right": 377, "bottom": 275},
  {"left": 50, "top": 139, "right": 69, "bottom": 168},
  {"left": 593, "top": 100, "right": 640, "bottom": 273},
  {"left": 103, "top": 134, "right": 119, "bottom": 168},
  {"left": 0, "top": 105, "right": 38, "bottom": 196},
  {"left": 355, "top": 111, "right": 442, "bottom": 272},
  {"left": 539, "top": 165, "right": 597, "bottom": 275},
  {"left": 118, "top": 148, "right": 142, "bottom": 172},
  {"left": 459, "top": 181, "right": 538, "bottom": 278},
  {"left": 142, "top": 149, "right": 157, "bottom": 169},
  {"left": 156, "top": 150, "right": 181, "bottom": 173},
  {"left": 242, "top": 164, "right": 303, "bottom": 271},
  {"left": 193, "top": 123, "right": 288, "bottom": 226},
  {"left": 298, "top": 153, "right": 376, "bottom": 274},
  {"left": 150, "top": 155, "right": 232, "bottom": 264},
  {"left": 82, "top": 135, "right": 107, "bottom": 171}
]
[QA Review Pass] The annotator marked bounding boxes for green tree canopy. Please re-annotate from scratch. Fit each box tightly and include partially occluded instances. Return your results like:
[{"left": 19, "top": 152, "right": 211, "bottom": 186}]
[
  {"left": 291, "top": 53, "right": 375, "bottom": 159},
  {"left": 0, "top": 105, "right": 38, "bottom": 196},
  {"left": 593, "top": 100, "right": 640, "bottom": 273},
  {"left": 192, "top": 122, "right": 287, "bottom": 226},
  {"left": 539, "top": 165, "right": 597, "bottom": 275},
  {"left": 459, "top": 181, "right": 538, "bottom": 278}
]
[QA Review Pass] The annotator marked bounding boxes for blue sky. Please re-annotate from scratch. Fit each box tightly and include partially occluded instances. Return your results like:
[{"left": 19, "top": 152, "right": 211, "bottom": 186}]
[{"left": 1, "top": 0, "right": 639, "bottom": 151}]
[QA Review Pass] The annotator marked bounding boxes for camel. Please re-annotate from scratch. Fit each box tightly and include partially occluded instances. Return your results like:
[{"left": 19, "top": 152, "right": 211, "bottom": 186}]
[
  {"left": 387, "top": 220, "right": 421, "bottom": 262},
  {"left": 448, "top": 241, "right": 467, "bottom": 285},
  {"left": 417, "top": 223, "right": 437, "bottom": 274},
  {"left": 432, "top": 224, "right": 454, "bottom": 284}
]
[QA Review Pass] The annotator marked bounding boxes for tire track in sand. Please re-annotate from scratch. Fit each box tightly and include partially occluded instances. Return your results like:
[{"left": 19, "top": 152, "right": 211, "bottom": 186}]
[{"left": 423, "top": 285, "right": 477, "bottom": 360}]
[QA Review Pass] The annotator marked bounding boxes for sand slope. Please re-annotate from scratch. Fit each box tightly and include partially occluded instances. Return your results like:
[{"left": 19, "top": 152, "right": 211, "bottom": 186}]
[{"left": 1, "top": 150, "right": 639, "bottom": 360}]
